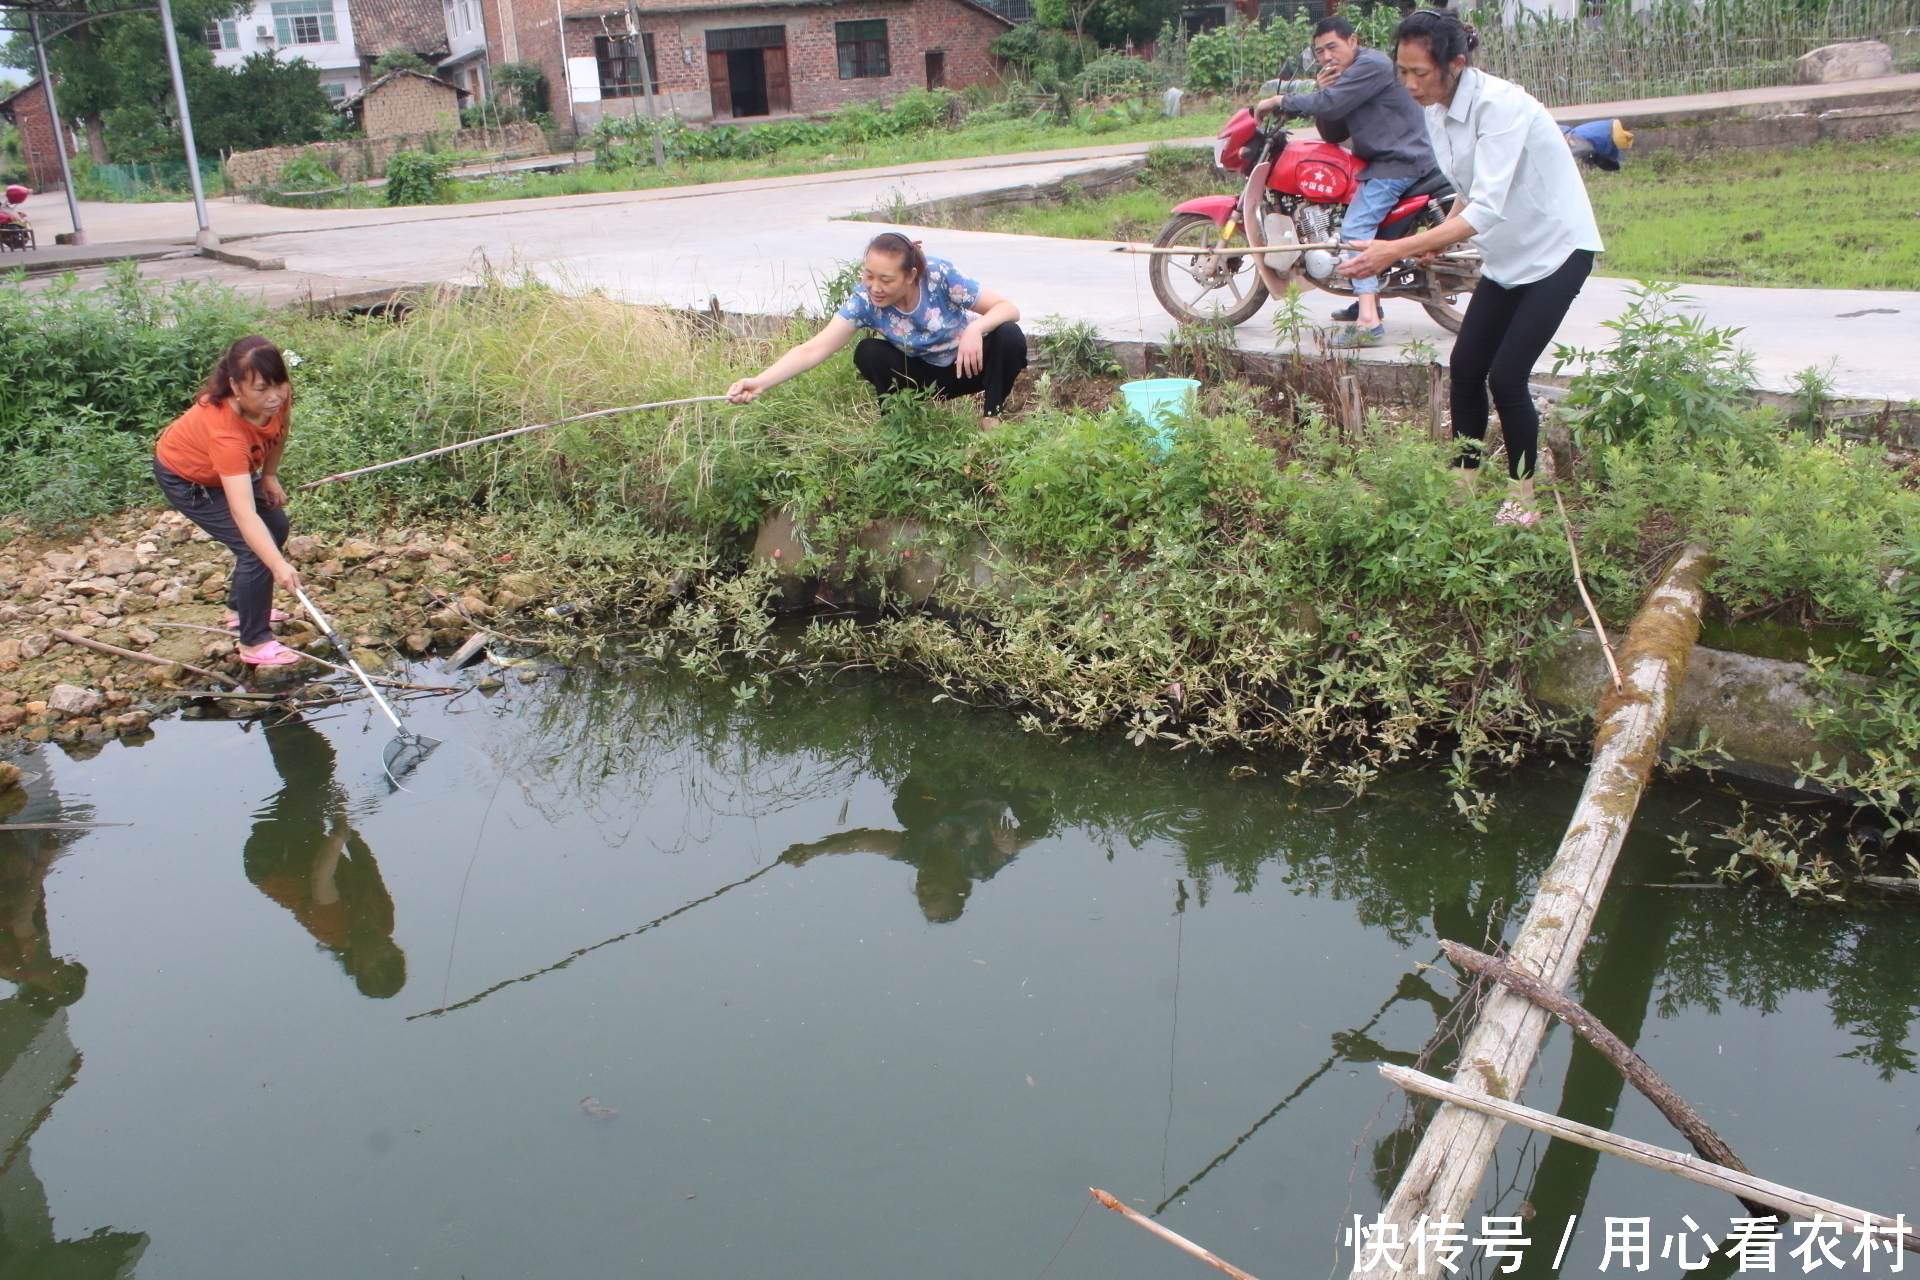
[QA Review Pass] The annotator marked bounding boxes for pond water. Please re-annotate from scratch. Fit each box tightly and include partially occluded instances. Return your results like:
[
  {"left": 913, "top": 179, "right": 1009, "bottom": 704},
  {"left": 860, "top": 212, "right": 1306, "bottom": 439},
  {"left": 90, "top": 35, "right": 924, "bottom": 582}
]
[{"left": 0, "top": 664, "right": 1915, "bottom": 1280}]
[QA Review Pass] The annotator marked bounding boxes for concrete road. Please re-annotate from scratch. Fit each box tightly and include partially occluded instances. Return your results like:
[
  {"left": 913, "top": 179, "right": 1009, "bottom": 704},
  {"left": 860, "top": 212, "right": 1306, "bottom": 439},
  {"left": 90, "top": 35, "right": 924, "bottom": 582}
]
[{"left": 22, "top": 137, "right": 1919, "bottom": 400}]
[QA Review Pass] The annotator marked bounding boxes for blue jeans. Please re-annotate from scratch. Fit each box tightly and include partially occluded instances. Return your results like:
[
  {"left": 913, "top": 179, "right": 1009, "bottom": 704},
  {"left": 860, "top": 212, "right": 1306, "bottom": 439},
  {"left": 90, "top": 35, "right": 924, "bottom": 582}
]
[{"left": 1343, "top": 176, "right": 1414, "bottom": 297}]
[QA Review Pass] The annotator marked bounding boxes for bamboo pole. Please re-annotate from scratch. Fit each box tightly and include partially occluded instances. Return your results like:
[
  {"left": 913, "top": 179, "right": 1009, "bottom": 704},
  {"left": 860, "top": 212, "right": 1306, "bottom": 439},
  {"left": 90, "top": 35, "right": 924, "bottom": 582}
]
[
  {"left": 295, "top": 396, "right": 732, "bottom": 490},
  {"left": 0, "top": 823, "right": 132, "bottom": 830},
  {"left": 1352, "top": 544, "right": 1716, "bottom": 1280},
  {"left": 52, "top": 629, "right": 244, "bottom": 690},
  {"left": 1089, "top": 1189, "right": 1263, "bottom": 1280},
  {"left": 1380, "top": 1064, "right": 1920, "bottom": 1254},
  {"left": 1439, "top": 939, "right": 1769, "bottom": 1217},
  {"left": 1553, "top": 489, "right": 1623, "bottom": 691},
  {"left": 1110, "top": 243, "right": 1483, "bottom": 260}
]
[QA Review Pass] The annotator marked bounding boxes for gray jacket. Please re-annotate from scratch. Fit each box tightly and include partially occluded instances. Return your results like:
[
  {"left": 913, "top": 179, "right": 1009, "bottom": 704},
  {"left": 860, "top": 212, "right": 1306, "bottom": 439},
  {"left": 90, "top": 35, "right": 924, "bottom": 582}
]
[{"left": 1279, "top": 47, "right": 1435, "bottom": 181}]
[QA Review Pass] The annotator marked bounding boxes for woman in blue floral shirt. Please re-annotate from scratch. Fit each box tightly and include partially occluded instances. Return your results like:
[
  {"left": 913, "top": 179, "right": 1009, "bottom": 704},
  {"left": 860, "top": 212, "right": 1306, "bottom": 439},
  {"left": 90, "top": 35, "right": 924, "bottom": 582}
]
[{"left": 727, "top": 233, "right": 1027, "bottom": 426}]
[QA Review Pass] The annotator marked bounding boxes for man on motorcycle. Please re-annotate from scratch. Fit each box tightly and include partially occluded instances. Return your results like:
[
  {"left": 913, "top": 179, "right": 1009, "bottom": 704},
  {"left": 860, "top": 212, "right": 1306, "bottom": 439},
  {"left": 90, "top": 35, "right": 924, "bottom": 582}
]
[{"left": 1254, "top": 16, "right": 1435, "bottom": 347}]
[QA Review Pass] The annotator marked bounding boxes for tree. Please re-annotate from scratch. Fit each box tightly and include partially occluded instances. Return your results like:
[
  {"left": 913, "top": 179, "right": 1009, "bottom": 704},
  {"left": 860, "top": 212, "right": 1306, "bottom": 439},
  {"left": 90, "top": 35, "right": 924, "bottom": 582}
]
[
  {"left": 1034, "top": 0, "right": 1103, "bottom": 45},
  {"left": 373, "top": 48, "right": 434, "bottom": 76},
  {"left": 1, "top": 0, "right": 330, "bottom": 164}
]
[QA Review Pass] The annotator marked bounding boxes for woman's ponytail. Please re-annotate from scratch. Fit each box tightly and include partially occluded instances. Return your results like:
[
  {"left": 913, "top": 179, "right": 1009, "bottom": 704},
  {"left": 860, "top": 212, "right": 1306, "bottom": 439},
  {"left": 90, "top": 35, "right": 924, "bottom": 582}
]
[{"left": 865, "top": 231, "right": 927, "bottom": 282}]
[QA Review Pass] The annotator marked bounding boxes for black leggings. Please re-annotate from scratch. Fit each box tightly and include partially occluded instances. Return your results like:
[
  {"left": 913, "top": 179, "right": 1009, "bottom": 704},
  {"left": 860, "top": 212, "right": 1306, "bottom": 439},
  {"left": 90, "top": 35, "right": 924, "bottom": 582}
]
[
  {"left": 1450, "top": 249, "right": 1593, "bottom": 480},
  {"left": 852, "top": 324, "right": 1028, "bottom": 417},
  {"left": 154, "top": 461, "right": 290, "bottom": 647}
]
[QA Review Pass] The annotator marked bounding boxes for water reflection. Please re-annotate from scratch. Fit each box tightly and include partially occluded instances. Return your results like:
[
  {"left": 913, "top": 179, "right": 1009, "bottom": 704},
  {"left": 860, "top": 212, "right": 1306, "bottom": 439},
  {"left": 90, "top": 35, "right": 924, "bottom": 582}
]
[
  {"left": 781, "top": 767, "right": 1055, "bottom": 923},
  {"left": 246, "top": 718, "right": 406, "bottom": 998},
  {"left": 487, "top": 667, "right": 1920, "bottom": 1073},
  {"left": 0, "top": 757, "right": 148, "bottom": 1276}
]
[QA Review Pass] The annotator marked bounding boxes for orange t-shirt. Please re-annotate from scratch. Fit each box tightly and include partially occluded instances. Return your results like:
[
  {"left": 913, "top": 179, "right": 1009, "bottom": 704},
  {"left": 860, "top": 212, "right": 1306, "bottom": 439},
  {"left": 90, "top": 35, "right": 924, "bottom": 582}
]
[{"left": 154, "top": 398, "right": 287, "bottom": 486}]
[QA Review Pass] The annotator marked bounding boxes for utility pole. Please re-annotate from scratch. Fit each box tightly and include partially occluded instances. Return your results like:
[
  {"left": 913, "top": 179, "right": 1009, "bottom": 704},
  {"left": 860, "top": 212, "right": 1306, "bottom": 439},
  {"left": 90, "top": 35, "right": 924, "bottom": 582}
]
[
  {"left": 625, "top": 0, "right": 668, "bottom": 169},
  {"left": 153, "top": 0, "right": 217, "bottom": 247},
  {"left": 28, "top": 10, "right": 84, "bottom": 245}
]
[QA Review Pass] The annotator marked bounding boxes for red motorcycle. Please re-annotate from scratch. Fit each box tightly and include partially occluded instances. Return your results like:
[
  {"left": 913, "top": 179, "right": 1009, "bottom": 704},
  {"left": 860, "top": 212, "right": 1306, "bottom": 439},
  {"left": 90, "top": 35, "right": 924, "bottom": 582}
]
[{"left": 1148, "top": 105, "right": 1477, "bottom": 332}]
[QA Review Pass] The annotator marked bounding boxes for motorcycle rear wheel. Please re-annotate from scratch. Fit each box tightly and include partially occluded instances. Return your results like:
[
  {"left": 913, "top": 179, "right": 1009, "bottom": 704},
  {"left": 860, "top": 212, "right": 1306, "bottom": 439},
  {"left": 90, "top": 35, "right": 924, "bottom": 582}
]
[
  {"left": 1422, "top": 295, "right": 1466, "bottom": 334},
  {"left": 1148, "top": 212, "right": 1270, "bottom": 327}
]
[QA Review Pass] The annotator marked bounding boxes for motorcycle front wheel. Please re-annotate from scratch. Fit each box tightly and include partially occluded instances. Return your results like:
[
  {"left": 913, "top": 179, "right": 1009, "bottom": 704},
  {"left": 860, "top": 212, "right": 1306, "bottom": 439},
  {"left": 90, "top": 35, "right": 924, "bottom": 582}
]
[{"left": 1148, "top": 212, "right": 1270, "bottom": 327}]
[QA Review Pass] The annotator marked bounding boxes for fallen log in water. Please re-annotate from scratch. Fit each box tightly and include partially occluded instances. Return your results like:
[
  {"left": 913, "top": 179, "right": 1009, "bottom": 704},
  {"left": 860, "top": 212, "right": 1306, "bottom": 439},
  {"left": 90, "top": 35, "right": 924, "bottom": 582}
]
[
  {"left": 1380, "top": 1064, "right": 1920, "bottom": 1254},
  {"left": 1353, "top": 544, "right": 1716, "bottom": 1280}
]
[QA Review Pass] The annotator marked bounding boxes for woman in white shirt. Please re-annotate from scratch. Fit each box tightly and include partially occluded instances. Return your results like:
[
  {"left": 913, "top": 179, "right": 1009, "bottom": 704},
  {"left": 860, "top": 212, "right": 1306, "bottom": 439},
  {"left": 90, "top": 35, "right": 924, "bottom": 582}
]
[{"left": 1340, "top": 9, "right": 1603, "bottom": 524}]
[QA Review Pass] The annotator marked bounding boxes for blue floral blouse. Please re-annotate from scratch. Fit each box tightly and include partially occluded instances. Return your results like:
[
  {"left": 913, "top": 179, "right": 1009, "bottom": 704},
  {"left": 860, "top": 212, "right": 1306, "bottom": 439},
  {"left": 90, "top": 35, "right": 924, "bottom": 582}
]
[{"left": 835, "top": 258, "right": 982, "bottom": 368}]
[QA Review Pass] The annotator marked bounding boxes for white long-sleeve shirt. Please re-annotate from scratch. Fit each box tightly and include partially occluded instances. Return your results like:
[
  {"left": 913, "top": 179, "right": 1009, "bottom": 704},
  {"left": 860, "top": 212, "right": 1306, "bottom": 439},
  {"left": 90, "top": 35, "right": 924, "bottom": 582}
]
[{"left": 1427, "top": 68, "right": 1603, "bottom": 286}]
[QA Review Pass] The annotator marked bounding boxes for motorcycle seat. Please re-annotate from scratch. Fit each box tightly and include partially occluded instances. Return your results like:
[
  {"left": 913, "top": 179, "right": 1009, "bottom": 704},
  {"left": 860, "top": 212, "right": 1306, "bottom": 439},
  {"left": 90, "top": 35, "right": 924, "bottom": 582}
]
[{"left": 1399, "top": 168, "right": 1455, "bottom": 201}]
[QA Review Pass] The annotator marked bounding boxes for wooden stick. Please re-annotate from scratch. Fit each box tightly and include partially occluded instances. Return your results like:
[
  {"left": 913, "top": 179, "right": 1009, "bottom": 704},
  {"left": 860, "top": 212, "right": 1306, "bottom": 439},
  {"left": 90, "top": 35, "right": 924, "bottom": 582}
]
[
  {"left": 51, "top": 629, "right": 243, "bottom": 690},
  {"left": 1089, "top": 1189, "right": 1262, "bottom": 1280},
  {"left": 1357, "top": 544, "right": 1715, "bottom": 1280},
  {"left": 1553, "top": 489, "right": 1623, "bottom": 692},
  {"left": 441, "top": 632, "right": 489, "bottom": 672},
  {"left": 144, "top": 624, "right": 453, "bottom": 693},
  {"left": 1440, "top": 939, "right": 1768, "bottom": 1216},
  {"left": 1380, "top": 1064, "right": 1920, "bottom": 1254},
  {"left": 0, "top": 822, "right": 132, "bottom": 830},
  {"left": 1110, "top": 239, "right": 1344, "bottom": 257},
  {"left": 1110, "top": 241, "right": 1484, "bottom": 260},
  {"left": 295, "top": 395, "right": 733, "bottom": 490}
]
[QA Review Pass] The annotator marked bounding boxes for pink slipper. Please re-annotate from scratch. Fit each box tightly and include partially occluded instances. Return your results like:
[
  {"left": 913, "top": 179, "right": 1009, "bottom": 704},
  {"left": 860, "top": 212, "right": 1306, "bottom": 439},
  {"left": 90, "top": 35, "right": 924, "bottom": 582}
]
[
  {"left": 1495, "top": 500, "right": 1541, "bottom": 527},
  {"left": 238, "top": 640, "right": 303, "bottom": 666},
  {"left": 225, "top": 610, "right": 293, "bottom": 628}
]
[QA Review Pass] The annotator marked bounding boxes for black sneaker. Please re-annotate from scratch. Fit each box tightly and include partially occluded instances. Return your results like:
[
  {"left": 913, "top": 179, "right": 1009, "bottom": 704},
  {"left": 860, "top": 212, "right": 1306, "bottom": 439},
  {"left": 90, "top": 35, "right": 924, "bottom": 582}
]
[{"left": 1331, "top": 303, "right": 1360, "bottom": 322}]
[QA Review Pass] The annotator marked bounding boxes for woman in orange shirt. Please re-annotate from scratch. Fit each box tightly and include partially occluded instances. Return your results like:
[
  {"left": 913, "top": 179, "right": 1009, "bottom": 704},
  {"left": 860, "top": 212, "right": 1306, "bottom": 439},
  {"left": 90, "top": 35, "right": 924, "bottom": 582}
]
[{"left": 153, "top": 336, "right": 304, "bottom": 666}]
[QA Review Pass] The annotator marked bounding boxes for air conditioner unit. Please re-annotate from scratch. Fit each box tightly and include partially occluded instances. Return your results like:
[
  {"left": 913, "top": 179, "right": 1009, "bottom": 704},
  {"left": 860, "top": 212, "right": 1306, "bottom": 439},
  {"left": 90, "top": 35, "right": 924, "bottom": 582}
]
[{"left": 257, "top": 25, "right": 274, "bottom": 38}]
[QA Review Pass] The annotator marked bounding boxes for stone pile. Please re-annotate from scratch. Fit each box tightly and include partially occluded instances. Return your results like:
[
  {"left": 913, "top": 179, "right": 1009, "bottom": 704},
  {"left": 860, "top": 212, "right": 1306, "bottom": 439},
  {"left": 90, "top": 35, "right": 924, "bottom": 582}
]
[{"left": 0, "top": 509, "right": 545, "bottom": 752}]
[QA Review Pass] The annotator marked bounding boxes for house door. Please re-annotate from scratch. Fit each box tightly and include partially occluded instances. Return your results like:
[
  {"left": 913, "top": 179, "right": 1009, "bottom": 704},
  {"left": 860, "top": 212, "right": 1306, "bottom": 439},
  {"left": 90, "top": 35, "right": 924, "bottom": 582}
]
[
  {"left": 705, "top": 25, "right": 788, "bottom": 118},
  {"left": 726, "top": 48, "right": 768, "bottom": 117},
  {"left": 925, "top": 50, "right": 945, "bottom": 89},
  {"left": 763, "top": 44, "right": 791, "bottom": 113}
]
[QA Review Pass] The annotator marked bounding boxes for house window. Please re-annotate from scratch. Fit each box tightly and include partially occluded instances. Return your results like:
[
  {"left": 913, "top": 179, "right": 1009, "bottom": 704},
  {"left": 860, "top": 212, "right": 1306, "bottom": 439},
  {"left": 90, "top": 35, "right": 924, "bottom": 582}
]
[
  {"left": 203, "top": 19, "right": 239, "bottom": 48},
  {"left": 322, "top": 82, "right": 347, "bottom": 100},
  {"left": 271, "top": 0, "right": 337, "bottom": 45},
  {"left": 595, "top": 33, "right": 658, "bottom": 97},
  {"left": 835, "top": 19, "right": 888, "bottom": 79}
]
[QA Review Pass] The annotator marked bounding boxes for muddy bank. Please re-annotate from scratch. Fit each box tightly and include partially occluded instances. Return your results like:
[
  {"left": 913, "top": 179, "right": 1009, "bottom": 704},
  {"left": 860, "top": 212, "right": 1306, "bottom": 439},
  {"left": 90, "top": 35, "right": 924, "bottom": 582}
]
[{"left": 0, "top": 508, "right": 548, "bottom": 751}]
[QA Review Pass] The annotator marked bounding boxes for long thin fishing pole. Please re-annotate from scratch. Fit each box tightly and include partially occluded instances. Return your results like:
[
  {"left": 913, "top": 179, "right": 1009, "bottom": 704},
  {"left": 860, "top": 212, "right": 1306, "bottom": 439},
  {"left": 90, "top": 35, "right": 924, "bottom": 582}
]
[
  {"left": 296, "top": 395, "right": 733, "bottom": 490},
  {"left": 1552, "top": 489, "right": 1624, "bottom": 691},
  {"left": 1150, "top": 957, "right": 1443, "bottom": 1216},
  {"left": 407, "top": 859, "right": 782, "bottom": 1019}
]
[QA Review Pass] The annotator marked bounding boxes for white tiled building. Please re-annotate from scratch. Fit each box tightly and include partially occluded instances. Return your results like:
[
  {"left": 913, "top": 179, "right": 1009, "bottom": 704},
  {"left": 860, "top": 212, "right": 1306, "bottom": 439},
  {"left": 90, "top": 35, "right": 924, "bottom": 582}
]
[
  {"left": 203, "top": 0, "right": 365, "bottom": 102},
  {"left": 440, "top": 0, "right": 488, "bottom": 99}
]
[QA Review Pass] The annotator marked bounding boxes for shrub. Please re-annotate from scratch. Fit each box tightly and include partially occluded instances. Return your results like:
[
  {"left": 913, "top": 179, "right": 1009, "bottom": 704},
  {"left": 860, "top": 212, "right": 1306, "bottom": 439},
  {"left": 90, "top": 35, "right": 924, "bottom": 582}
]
[
  {"left": 1553, "top": 281, "right": 1755, "bottom": 446},
  {"left": 385, "top": 150, "right": 453, "bottom": 205}
]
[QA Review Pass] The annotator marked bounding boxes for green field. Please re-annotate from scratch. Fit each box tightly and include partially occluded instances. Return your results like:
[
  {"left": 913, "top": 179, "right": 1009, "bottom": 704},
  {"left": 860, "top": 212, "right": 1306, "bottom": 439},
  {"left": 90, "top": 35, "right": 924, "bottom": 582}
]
[
  {"left": 969, "top": 135, "right": 1920, "bottom": 290},
  {"left": 1586, "top": 135, "right": 1920, "bottom": 290}
]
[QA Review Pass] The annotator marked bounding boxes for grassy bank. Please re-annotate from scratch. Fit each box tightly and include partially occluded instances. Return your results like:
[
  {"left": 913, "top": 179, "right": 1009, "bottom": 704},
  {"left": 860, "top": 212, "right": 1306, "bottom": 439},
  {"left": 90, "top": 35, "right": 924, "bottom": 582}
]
[
  {"left": 261, "top": 92, "right": 1231, "bottom": 209},
  {"left": 1585, "top": 135, "right": 1920, "bottom": 290},
  {"left": 3, "top": 269, "right": 1918, "bottom": 859},
  {"left": 964, "top": 135, "right": 1920, "bottom": 290}
]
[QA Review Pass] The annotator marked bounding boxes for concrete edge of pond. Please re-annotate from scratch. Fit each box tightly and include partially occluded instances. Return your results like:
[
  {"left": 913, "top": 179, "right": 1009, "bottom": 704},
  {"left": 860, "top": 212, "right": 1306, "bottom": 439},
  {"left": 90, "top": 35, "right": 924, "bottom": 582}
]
[{"left": 752, "top": 509, "right": 1859, "bottom": 796}]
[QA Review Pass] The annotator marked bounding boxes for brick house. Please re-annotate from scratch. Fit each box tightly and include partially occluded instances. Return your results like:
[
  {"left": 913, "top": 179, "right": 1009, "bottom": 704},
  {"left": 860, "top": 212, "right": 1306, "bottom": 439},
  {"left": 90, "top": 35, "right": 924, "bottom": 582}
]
[
  {"left": 474, "top": 0, "right": 1012, "bottom": 135},
  {"left": 0, "top": 81, "right": 80, "bottom": 191},
  {"left": 339, "top": 67, "right": 468, "bottom": 134}
]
